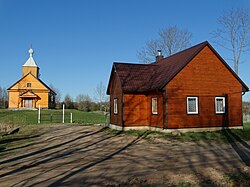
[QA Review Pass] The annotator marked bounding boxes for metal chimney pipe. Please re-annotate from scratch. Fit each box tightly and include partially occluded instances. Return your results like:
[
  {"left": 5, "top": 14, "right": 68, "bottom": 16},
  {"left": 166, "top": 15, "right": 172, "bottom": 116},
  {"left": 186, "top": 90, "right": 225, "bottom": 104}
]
[
  {"left": 157, "top": 50, "right": 162, "bottom": 56},
  {"left": 156, "top": 50, "right": 163, "bottom": 62}
]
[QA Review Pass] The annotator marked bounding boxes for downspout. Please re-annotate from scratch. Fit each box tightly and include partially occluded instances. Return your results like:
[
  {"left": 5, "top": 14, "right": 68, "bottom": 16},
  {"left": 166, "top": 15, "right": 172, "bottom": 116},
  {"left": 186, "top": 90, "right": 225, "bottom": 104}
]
[{"left": 242, "top": 91, "right": 245, "bottom": 127}]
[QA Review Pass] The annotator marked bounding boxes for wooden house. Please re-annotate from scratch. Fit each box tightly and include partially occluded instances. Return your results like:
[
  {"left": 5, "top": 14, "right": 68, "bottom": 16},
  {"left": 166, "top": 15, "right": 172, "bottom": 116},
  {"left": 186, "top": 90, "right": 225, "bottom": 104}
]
[
  {"left": 107, "top": 41, "right": 249, "bottom": 130},
  {"left": 7, "top": 48, "right": 56, "bottom": 109}
]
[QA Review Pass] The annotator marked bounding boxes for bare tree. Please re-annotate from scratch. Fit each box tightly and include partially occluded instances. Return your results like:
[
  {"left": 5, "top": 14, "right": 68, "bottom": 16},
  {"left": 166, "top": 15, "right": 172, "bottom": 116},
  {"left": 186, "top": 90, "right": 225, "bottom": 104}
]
[
  {"left": 94, "top": 82, "right": 108, "bottom": 111},
  {"left": 0, "top": 86, "right": 8, "bottom": 108},
  {"left": 76, "top": 94, "right": 92, "bottom": 112},
  {"left": 212, "top": 8, "right": 250, "bottom": 74},
  {"left": 137, "top": 39, "right": 161, "bottom": 63},
  {"left": 138, "top": 25, "right": 192, "bottom": 63},
  {"left": 49, "top": 84, "right": 61, "bottom": 107},
  {"left": 64, "top": 94, "right": 74, "bottom": 109},
  {"left": 0, "top": 86, "right": 3, "bottom": 108}
]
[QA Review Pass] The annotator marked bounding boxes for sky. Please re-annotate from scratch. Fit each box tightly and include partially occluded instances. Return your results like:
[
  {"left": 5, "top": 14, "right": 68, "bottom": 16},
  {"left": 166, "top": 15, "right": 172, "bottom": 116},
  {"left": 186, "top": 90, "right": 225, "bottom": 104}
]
[{"left": 0, "top": 0, "right": 250, "bottom": 101}]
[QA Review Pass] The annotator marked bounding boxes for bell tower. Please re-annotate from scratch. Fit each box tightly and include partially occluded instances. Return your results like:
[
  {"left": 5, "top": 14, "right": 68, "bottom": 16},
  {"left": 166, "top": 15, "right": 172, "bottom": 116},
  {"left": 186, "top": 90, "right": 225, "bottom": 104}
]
[{"left": 22, "top": 48, "right": 40, "bottom": 77}]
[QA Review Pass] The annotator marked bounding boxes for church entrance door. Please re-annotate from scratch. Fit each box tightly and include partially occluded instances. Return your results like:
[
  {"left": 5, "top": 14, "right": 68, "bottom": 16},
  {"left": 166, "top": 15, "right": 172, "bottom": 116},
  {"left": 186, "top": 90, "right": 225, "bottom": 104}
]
[{"left": 24, "top": 99, "right": 33, "bottom": 108}]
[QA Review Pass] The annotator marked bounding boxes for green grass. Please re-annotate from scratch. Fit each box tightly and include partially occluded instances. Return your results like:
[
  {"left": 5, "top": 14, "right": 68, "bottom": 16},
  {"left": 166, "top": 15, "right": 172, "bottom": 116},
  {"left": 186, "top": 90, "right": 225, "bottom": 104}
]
[
  {"left": 0, "top": 109, "right": 107, "bottom": 125},
  {"left": 179, "top": 131, "right": 227, "bottom": 142},
  {"left": 106, "top": 122, "right": 250, "bottom": 142},
  {"left": 71, "top": 110, "right": 107, "bottom": 124},
  {"left": 243, "top": 122, "right": 249, "bottom": 129},
  {"left": 222, "top": 171, "right": 250, "bottom": 186},
  {"left": 179, "top": 123, "right": 250, "bottom": 142},
  {"left": 0, "top": 109, "right": 249, "bottom": 142},
  {"left": 0, "top": 109, "right": 38, "bottom": 124}
]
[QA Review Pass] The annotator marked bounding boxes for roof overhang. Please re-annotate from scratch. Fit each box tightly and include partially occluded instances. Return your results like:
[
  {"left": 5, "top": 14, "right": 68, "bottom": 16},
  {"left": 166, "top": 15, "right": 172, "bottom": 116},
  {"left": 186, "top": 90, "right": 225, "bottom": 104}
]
[{"left": 19, "top": 91, "right": 39, "bottom": 98}]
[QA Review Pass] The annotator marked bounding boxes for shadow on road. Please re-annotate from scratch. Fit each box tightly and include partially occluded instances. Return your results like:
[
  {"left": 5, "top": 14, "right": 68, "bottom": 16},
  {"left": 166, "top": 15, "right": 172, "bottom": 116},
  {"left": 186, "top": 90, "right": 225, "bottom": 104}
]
[
  {"left": 46, "top": 131, "right": 147, "bottom": 187},
  {"left": 1, "top": 125, "right": 250, "bottom": 186},
  {"left": 0, "top": 127, "right": 106, "bottom": 167}
]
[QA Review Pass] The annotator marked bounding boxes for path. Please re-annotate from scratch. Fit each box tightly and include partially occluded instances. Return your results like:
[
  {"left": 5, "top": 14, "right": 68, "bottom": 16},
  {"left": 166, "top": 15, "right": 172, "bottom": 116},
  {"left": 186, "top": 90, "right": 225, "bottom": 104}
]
[{"left": 0, "top": 125, "right": 249, "bottom": 186}]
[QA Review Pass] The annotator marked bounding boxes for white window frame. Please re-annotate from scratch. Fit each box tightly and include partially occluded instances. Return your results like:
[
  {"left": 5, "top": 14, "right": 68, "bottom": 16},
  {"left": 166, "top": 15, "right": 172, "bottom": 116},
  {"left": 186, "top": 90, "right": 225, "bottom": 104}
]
[
  {"left": 215, "top": 97, "right": 226, "bottom": 114},
  {"left": 152, "top": 97, "right": 158, "bottom": 115},
  {"left": 114, "top": 98, "right": 118, "bottom": 114},
  {"left": 187, "top": 97, "right": 198, "bottom": 114}
]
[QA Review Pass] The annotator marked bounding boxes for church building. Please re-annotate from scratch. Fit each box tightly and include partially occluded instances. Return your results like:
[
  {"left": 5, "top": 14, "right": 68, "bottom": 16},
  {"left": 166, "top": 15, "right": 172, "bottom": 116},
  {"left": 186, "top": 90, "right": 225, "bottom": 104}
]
[{"left": 7, "top": 48, "right": 56, "bottom": 109}]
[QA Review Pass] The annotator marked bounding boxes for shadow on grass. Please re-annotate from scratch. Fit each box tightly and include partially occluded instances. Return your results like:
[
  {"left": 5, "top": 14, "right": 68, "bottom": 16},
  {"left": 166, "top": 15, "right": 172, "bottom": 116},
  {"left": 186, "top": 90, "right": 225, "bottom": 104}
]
[
  {"left": 0, "top": 134, "right": 44, "bottom": 155},
  {"left": 223, "top": 129, "right": 250, "bottom": 166},
  {"left": 0, "top": 135, "right": 41, "bottom": 145},
  {"left": 223, "top": 170, "right": 250, "bottom": 186}
]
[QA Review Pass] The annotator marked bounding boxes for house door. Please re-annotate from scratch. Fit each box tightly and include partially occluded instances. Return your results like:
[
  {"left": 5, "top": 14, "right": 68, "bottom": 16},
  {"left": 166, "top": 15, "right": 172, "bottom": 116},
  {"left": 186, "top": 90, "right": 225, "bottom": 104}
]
[{"left": 24, "top": 99, "right": 33, "bottom": 108}]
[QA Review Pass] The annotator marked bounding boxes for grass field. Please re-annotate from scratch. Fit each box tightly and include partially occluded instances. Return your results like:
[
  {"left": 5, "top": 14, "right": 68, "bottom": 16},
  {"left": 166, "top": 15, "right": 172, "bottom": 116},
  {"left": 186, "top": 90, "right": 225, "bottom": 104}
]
[
  {"left": 107, "top": 122, "right": 250, "bottom": 142},
  {"left": 0, "top": 108, "right": 249, "bottom": 142},
  {"left": 0, "top": 109, "right": 107, "bottom": 125},
  {"left": 244, "top": 122, "right": 250, "bottom": 130}
]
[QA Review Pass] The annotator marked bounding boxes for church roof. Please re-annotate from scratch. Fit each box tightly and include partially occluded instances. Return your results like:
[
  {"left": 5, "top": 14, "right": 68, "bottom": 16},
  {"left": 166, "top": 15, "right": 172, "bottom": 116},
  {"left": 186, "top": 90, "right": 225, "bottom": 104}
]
[
  {"left": 23, "top": 48, "right": 38, "bottom": 67},
  {"left": 7, "top": 72, "right": 56, "bottom": 95}
]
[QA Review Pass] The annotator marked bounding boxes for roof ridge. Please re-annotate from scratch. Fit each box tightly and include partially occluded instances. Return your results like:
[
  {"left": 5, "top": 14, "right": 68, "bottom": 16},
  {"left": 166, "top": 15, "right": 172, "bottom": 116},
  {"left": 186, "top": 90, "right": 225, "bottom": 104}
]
[
  {"left": 161, "top": 41, "right": 208, "bottom": 61},
  {"left": 114, "top": 62, "right": 158, "bottom": 66}
]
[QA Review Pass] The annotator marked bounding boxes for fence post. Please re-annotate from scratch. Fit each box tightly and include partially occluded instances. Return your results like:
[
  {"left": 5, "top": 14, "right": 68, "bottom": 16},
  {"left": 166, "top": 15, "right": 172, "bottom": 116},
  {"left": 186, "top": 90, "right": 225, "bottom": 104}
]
[
  {"left": 50, "top": 113, "right": 53, "bottom": 123},
  {"left": 70, "top": 113, "right": 72, "bottom": 123},
  {"left": 38, "top": 104, "right": 41, "bottom": 124},
  {"left": 105, "top": 112, "right": 109, "bottom": 127},
  {"left": 62, "top": 104, "right": 65, "bottom": 124}
]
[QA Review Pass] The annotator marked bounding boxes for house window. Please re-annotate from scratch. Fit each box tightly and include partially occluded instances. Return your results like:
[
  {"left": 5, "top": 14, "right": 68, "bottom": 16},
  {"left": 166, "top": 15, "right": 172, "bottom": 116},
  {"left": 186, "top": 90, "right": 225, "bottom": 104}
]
[
  {"left": 27, "top": 83, "right": 31, "bottom": 87},
  {"left": 215, "top": 97, "right": 226, "bottom": 114},
  {"left": 187, "top": 97, "right": 198, "bottom": 114},
  {"left": 152, "top": 97, "right": 158, "bottom": 114},
  {"left": 114, "top": 98, "right": 118, "bottom": 114}
]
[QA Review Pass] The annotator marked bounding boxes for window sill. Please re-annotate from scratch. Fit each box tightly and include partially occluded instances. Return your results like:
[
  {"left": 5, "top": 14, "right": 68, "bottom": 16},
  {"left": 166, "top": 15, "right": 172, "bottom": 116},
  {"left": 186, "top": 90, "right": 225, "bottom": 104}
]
[{"left": 187, "top": 113, "right": 199, "bottom": 115}]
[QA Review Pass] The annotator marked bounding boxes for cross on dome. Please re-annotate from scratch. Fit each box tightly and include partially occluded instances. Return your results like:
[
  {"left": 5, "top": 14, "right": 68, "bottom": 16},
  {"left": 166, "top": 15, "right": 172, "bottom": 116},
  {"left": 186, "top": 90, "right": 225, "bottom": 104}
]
[{"left": 29, "top": 48, "right": 34, "bottom": 57}]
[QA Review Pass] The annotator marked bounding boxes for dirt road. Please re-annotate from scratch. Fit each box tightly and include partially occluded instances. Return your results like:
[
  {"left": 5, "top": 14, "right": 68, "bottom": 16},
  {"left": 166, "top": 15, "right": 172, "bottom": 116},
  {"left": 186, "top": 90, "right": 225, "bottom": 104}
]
[{"left": 0, "top": 125, "right": 249, "bottom": 186}]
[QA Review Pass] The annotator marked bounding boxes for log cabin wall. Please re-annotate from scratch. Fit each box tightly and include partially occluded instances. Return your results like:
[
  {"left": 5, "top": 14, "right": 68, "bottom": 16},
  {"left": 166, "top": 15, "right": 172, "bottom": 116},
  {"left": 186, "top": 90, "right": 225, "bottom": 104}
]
[
  {"left": 167, "top": 46, "right": 243, "bottom": 128},
  {"left": 109, "top": 72, "right": 123, "bottom": 126},
  {"left": 123, "top": 93, "right": 165, "bottom": 128}
]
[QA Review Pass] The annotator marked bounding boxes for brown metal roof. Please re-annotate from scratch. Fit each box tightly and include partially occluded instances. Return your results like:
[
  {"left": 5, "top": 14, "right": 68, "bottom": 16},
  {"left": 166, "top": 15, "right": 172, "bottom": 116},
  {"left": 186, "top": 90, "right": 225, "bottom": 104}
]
[
  {"left": 107, "top": 41, "right": 249, "bottom": 94},
  {"left": 114, "top": 63, "right": 158, "bottom": 92}
]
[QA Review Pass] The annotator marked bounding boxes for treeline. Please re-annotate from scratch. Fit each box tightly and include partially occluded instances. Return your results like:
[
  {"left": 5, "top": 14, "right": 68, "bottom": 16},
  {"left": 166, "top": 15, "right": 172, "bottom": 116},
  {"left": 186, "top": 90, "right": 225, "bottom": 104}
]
[
  {"left": 0, "top": 86, "right": 8, "bottom": 108},
  {"left": 55, "top": 93, "right": 109, "bottom": 112},
  {"left": 0, "top": 83, "right": 110, "bottom": 111},
  {"left": 243, "top": 101, "right": 250, "bottom": 115},
  {"left": 51, "top": 82, "right": 109, "bottom": 112}
]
